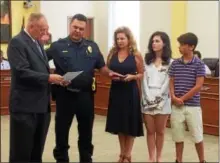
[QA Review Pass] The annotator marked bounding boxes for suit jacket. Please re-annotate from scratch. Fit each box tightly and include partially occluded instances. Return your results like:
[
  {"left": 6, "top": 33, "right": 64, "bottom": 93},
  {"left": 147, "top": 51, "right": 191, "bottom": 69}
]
[{"left": 7, "top": 30, "right": 51, "bottom": 113}]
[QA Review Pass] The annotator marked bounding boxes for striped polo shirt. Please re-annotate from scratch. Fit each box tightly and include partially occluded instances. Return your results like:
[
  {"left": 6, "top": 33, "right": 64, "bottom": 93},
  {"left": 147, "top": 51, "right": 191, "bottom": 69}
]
[{"left": 169, "top": 56, "right": 205, "bottom": 106}]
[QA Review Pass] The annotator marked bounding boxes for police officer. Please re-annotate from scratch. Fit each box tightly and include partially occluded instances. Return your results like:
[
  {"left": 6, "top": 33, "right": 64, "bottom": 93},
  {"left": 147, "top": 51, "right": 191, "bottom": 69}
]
[{"left": 46, "top": 14, "right": 123, "bottom": 163}]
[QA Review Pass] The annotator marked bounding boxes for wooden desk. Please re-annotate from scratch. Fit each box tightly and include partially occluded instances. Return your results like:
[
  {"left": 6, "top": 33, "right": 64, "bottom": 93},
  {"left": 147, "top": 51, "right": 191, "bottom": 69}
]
[
  {"left": 0, "top": 70, "right": 56, "bottom": 115},
  {"left": 0, "top": 70, "right": 110, "bottom": 115},
  {"left": 94, "top": 73, "right": 219, "bottom": 136},
  {"left": 200, "top": 77, "right": 219, "bottom": 135},
  {"left": 0, "top": 70, "right": 11, "bottom": 115},
  {"left": 94, "top": 72, "right": 110, "bottom": 116},
  {"left": 1, "top": 70, "right": 219, "bottom": 135}
]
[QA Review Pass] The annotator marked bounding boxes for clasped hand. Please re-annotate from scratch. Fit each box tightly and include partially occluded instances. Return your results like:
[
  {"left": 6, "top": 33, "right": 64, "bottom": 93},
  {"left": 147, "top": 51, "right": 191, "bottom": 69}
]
[
  {"left": 172, "top": 96, "right": 184, "bottom": 106},
  {"left": 109, "top": 72, "right": 136, "bottom": 82}
]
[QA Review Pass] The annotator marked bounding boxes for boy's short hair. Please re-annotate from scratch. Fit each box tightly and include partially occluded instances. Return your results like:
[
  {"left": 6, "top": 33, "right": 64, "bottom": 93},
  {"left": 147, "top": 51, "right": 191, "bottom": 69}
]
[
  {"left": 193, "top": 50, "right": 202, "bottom": 59},
  {"left": 177, "top": 32, "right": 198, "bottom": 50}
]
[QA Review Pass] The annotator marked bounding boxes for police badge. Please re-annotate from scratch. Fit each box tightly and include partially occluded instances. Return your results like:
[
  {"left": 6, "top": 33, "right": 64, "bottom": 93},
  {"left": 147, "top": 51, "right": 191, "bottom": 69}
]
[{"left": 87, "top": 46, "right": 92, "bottom": 54}]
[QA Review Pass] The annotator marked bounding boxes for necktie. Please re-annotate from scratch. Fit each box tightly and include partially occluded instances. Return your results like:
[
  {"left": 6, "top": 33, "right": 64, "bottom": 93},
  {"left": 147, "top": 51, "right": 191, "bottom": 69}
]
[{"left": 35, "top": 41, "right": 44, "bottom": 58}]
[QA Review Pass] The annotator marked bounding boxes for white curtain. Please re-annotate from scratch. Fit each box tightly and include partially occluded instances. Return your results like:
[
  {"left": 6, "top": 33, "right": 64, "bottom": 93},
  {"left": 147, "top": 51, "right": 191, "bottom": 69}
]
[{"left": 108, "top": 1, "right": 140, "bottom": 50}]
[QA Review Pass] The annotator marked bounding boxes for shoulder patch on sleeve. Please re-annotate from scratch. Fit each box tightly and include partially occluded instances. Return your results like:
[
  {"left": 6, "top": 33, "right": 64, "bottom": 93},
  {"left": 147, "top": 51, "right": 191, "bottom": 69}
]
[{"left": 44, "top": 44, "right": 51, "bottom": 50}]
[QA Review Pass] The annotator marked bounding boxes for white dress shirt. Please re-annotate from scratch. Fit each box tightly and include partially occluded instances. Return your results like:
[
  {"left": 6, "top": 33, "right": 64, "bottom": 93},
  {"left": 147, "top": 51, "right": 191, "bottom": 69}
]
[{"left": 1, "top": 60, "right": 10, "bottom": 70}]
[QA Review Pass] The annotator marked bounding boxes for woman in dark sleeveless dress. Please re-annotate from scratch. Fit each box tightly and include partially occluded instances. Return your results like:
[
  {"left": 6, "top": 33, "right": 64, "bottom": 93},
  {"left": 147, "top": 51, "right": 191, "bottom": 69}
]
[{"left": 105, "top": 26, "right": 144, "bottom": 162}]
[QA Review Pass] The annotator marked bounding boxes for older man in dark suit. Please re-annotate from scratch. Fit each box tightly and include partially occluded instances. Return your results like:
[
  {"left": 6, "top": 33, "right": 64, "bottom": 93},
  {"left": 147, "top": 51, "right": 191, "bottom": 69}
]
[{"left": 7, "top": 13, "right": 65, "bottom": 163}]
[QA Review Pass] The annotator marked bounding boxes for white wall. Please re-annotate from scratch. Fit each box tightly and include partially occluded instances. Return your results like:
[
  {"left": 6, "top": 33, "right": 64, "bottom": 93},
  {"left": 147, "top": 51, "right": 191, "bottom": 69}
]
[
  {"left": 41, "top": 1, "right": 218, "bottom": 61},
  {"left": 92, "top": 1, "right": 109, "bottom": 58},
  {"left": 139, "top": 1, "right": 172, "bottom": 56},
  {"left": 41, "top": 1, "right": 172, "bottom": 60},
  {"left": 187, "top": 1, "right": 219, "bottom": 58},
  {"left": 40, "top": 1, "right": 94, "bottom": 42}
]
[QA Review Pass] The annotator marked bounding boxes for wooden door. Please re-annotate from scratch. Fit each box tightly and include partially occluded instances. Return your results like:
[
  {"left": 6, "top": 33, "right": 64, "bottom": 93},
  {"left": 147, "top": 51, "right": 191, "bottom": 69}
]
[{"left": 84, "top": 18, "right": 94, "bottom": 40}]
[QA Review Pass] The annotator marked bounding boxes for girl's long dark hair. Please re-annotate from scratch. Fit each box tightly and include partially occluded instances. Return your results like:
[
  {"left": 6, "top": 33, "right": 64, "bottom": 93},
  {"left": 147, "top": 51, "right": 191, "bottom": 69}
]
[{"left": 145, "top": 31, "right": 172, "bottom": 65}]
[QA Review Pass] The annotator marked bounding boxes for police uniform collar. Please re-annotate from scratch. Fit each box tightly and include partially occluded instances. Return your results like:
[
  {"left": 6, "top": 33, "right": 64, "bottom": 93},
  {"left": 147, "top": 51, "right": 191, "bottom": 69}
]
[{"left": 66, "top": 36, "right": 88, "bottom": 47}]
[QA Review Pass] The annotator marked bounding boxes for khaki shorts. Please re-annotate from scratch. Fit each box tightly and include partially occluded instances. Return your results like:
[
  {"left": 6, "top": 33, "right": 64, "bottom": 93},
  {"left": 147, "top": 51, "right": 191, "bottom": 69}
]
[{"left": 170, "top": 105, "right": 203, "bottom": 143}]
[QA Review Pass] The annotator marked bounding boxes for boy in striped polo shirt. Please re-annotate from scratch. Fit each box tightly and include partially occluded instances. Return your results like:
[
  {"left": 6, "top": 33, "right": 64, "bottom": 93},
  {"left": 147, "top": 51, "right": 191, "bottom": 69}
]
[{"left": 169, "top": 33, "right": 206, "bottom": 163}]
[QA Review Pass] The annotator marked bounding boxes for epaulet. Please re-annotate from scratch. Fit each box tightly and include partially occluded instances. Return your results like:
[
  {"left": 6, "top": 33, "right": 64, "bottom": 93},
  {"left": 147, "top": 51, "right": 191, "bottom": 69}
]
[
  {"left": 85, "top": 38, "right": 92, "bottom": 42},
  {"left": 85, "top": 38, "right": 95, "bottom": 44}
]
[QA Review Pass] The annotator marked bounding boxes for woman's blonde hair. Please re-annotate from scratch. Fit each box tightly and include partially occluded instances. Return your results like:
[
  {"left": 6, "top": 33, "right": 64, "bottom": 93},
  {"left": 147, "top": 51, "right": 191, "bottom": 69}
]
[{"left": 107, "top": 26, "right": 139, "bottom": 66}]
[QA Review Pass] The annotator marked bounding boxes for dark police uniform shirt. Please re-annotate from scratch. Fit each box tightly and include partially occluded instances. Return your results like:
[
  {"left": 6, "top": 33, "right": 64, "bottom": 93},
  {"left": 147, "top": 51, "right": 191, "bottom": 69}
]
[{"left": 46, "top": 36, "right": 105, "bottom": 92}]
